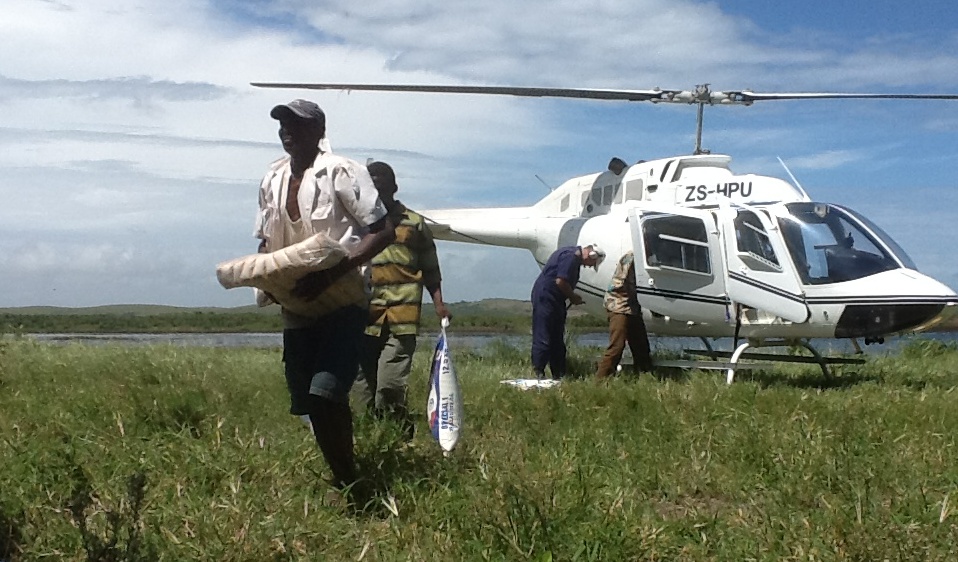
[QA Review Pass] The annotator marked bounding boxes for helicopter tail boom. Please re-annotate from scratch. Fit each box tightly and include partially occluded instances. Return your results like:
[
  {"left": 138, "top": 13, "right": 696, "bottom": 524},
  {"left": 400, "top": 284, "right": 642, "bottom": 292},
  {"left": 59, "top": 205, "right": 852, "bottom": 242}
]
[{"left": 421, "top": 206, "right": 561, "bottom": 251}]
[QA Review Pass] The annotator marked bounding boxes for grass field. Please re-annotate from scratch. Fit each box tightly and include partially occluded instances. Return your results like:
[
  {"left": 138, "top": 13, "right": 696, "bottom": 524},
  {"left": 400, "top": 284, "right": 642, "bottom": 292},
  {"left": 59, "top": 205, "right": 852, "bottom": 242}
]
[{"left": 1, "top": 336, "right": 957, "bottom": 561}]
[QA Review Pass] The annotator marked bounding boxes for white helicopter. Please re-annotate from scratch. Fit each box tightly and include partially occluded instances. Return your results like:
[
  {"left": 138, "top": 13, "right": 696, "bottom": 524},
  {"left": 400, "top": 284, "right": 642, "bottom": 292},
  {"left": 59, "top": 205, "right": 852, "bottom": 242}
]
[{"left": 252, "top": 82, "right": 958, "bottom": 381}]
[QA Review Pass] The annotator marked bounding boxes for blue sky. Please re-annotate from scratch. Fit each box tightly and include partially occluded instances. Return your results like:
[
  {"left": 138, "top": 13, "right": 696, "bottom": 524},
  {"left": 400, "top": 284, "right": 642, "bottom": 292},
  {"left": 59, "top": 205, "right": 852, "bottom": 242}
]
[{"left": 1, "top": 0, "right": 957, "bottom": 308}]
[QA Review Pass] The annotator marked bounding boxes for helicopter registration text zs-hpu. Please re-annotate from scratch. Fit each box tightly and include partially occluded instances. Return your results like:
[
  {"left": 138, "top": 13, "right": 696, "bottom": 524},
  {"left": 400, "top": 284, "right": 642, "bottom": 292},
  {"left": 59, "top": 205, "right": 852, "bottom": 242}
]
[{"left": 249, "top": 82, "right": 958, "bottom": 372}]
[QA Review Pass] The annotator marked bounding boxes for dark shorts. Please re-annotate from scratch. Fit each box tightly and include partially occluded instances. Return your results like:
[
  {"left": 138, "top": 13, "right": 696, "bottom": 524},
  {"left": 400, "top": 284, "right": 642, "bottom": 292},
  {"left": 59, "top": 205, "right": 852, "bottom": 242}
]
[{"left": 282, "top": 305, "right": 366, "bottom": 413}]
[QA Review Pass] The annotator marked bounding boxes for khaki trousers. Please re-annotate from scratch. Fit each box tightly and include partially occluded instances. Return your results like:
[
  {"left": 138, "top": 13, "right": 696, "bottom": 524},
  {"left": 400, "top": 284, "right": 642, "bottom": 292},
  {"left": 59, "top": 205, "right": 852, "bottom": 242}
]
[
  {"left": 595, "top": 311, "right": 653, "bottom": 378},
  {"left": 355, "top": 324, "right": 418, "bottom": 414}
]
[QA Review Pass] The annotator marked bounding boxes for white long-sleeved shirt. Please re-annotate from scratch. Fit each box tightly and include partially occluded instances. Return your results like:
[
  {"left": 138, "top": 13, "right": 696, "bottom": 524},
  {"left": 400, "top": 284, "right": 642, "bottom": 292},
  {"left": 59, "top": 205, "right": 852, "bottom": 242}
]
[{"left": 254, "top": 148, "right": 387, "bottom": 324}]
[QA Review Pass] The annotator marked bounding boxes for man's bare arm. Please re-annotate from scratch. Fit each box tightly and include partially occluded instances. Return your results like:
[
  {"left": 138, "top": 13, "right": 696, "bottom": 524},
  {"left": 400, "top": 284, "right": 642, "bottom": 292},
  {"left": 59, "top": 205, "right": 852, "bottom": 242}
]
[
  {"left": 427, "top": 283, "right": 452, "bottom": 319},
  {"left": 338, "top": 215, "right": 395, "bottom": 272},
  {"left": 292, "top": 216, "right": 396, "bottom": 299}
]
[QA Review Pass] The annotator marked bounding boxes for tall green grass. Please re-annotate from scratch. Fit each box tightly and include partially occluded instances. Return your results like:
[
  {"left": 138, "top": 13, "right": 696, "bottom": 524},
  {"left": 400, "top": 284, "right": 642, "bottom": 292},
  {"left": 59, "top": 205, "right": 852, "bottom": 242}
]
[{"left": 1, "top": 336, "right": 957, "bottom": 560}]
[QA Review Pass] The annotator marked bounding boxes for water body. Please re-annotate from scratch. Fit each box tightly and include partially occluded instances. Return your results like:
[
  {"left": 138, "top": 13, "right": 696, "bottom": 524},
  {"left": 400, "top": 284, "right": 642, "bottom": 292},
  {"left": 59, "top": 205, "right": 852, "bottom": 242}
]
[
  {"left": 19, "top": 331, "right": 958, "bottom": 356},
  {"left": 23, "top": 332, "right": 593, "bottom": 350},
  {"left": 26, "top": 332, "right": 286, "bottom": 349}
]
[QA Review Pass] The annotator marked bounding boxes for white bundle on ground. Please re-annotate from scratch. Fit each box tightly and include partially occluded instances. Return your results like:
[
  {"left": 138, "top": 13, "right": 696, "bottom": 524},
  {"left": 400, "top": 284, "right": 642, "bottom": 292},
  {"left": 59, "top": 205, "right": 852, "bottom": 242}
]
[
  {"left": 427, "top": 318, "right": 462, "bottom": 453},
  {"left": 500, "top": 379, "right": 561, "bottom": 390},
  {"left": 215, "top": 233, "right": 365, "bottom": 317}
]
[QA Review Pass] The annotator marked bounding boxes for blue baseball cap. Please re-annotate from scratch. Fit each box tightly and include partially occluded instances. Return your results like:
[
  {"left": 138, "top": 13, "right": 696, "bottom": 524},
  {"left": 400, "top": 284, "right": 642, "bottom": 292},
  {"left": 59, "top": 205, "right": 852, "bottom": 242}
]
[{"left": 270, "top": 99, "right": 325, "bottom": 125}]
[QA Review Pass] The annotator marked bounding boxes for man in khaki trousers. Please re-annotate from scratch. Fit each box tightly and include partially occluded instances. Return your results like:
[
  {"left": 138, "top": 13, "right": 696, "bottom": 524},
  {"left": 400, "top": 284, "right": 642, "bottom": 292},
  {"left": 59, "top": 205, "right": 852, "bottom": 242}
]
[{"left": 595, "top": 251, "right": 653, "bottom": 378}]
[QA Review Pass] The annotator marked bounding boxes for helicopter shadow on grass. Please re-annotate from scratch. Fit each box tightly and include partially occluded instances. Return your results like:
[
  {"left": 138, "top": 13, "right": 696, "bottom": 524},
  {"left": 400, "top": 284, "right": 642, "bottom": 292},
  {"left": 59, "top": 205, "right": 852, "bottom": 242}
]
[
  {"left": 561, "top": 352, "right": 697, "bottom": 383},
  {"left": 564, "top": 352, "right": 880, "bottom": 390},
  {"left": 730, "top": 367, "right": 880, "bottom": 390}
]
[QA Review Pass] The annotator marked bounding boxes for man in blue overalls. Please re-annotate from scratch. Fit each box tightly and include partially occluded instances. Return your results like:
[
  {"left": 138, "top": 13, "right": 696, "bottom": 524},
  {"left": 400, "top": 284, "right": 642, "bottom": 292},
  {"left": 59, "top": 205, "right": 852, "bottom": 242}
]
[{"left": 531, "top": 244, "right": 605, "bottom": 379}]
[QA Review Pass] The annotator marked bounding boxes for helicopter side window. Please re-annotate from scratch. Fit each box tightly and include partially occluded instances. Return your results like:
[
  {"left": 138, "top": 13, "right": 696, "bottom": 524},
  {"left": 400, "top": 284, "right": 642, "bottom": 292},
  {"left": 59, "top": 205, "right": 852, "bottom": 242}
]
[
  {"left": 643, "top": 215, "right": 711, "bottom": 275},
  {"left": 590, "top": 186, "right": 602, "bottom": 204},
  {"left": 602, "top": 184, "right": 619, "bottom": 206},
  {"left": 580, "top": 191, "right": 593, "bottom": 215},
  {"left": 615, "top": 182, "right": 626, "bottom": 203},
  {"left": 734, "top": 210, "right": 780, "bottom": 269},
  {"left": 660, "top": 160, "right": 673, "bottom": 183},
  {"left": 560, "top": 194, "right": 570, "bottom": 213},
  {"left": 625, "top": 179, "right": 643, "bottom": 201}
]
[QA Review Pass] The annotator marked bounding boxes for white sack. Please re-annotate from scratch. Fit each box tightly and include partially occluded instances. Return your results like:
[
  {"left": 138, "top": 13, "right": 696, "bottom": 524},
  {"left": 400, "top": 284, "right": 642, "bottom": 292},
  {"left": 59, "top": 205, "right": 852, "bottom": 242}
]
[
  {"left": 427, "top": 318, "right": 463, "bottom": 453},
  {"left": 215, "top": 232, "right": 365, "bottom": 317}
]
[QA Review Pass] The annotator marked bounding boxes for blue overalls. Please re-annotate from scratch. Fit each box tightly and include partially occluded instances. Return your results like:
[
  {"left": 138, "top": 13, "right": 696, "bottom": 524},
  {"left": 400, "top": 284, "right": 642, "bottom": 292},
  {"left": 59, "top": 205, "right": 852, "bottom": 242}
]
[{"left": 530, "top": 246, "right": 582, "bottom": 379}]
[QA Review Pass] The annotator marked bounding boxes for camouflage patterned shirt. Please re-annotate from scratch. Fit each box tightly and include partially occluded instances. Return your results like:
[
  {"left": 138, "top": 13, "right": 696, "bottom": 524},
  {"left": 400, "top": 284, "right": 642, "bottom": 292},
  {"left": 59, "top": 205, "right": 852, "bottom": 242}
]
[{"left": 603, "top": 251, "right": 640, "bottom": 315}]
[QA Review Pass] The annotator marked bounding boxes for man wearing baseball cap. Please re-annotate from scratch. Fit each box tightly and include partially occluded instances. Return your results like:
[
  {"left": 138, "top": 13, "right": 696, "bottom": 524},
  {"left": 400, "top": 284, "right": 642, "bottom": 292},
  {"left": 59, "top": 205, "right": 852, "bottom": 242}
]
[{"left": 253, "top": 99, "right": 395, "bottom": 502}]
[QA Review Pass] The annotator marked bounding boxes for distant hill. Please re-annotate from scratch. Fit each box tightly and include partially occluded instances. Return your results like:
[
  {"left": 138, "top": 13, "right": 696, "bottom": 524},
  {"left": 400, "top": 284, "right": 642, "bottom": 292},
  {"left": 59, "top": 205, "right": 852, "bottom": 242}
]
[
  {"left": 444, "top": 299, "right": 532, "bottom": 316},
  {"left": 0, "top": 304, "right": 271, "bottom": 316},
  {"left": 5, "top": 299, "right": 954, "bottom": 333},
  {"left": 0, "top": 299, "right": 533, "bottom": 317},
  {"left": 0, "top": 299, "right": 555, "bottom": 334}
]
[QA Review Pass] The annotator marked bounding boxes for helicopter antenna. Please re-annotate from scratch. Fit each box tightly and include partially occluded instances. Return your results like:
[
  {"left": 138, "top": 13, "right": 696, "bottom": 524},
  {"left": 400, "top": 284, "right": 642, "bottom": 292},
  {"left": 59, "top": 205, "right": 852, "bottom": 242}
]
[
  {"left": 534, "top": 174, "right": 553, "bottom": 191},
  {"left": 777, "top": 156, "right": 811, "bottom": 200}
]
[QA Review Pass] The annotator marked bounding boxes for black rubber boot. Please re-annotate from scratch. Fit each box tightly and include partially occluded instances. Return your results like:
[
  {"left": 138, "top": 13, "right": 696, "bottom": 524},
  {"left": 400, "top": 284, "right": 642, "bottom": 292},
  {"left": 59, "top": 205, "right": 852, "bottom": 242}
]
[{"left": 309, "top": 398, "right": 358, "bottom": 490}]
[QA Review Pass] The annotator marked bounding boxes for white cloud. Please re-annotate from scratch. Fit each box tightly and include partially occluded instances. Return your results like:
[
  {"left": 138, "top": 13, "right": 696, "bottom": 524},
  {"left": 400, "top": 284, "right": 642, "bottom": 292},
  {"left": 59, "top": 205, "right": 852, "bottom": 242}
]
[
  {"left": 1, "top": 0, "right": 957, "bottom": 307},
  {"left": 785, "top": 149, "right": 868, "bottom": 171}
]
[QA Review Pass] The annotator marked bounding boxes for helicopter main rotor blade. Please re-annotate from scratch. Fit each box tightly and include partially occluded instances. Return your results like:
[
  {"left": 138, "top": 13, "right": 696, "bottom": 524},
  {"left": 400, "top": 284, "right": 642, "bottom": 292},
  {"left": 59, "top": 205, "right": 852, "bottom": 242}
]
[
  {"left": 730, "top": 91, "right": 958, "bottom": 103},
  {"left": 251, "top": 82, "right": 958, "bottom": 106},
  {"left": 250, "top": 82, "right": 677, "bottom": 103}
]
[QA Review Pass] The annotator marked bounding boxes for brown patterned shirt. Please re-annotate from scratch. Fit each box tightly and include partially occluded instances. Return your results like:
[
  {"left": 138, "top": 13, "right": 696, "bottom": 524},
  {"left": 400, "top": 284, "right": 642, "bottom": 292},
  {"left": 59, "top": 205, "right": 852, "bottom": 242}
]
[{"left": 603, "top": 251, "right": 640, "bottom": 315}]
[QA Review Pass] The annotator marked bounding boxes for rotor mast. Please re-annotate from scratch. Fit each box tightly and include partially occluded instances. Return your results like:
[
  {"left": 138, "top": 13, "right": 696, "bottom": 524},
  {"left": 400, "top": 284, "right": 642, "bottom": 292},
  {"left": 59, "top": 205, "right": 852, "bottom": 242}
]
[
  {"left": 684, "top": 84, "right": 716, "bottom": 155},
  {"left": 695, "top": 99, "right": 706, "bottom": 155}
]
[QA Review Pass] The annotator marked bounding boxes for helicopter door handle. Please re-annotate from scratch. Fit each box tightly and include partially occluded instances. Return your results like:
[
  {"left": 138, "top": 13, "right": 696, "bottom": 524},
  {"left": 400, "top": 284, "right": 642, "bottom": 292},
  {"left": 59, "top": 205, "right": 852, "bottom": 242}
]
[{"left": 647, "top": 278, "right": 655, "bottom": 287}]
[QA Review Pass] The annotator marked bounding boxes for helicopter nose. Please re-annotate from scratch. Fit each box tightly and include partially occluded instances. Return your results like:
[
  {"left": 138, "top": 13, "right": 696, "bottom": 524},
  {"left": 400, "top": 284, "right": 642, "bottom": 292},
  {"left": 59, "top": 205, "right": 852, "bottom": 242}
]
[
  {"left": 914, "top": 302, "right": 958, "bottom": 333},
  {"left": 834, "top": 303, "right": 951, "bottom": 338},
  {"left": 832, "top": 272, "right": 958, "bottom": 338}
]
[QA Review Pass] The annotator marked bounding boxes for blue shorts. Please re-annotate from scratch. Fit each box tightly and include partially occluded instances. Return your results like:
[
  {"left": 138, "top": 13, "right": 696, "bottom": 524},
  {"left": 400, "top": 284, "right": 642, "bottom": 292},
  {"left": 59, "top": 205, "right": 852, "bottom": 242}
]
[{"left": 282, "top": 305, "right": 366, "bottom": 413}]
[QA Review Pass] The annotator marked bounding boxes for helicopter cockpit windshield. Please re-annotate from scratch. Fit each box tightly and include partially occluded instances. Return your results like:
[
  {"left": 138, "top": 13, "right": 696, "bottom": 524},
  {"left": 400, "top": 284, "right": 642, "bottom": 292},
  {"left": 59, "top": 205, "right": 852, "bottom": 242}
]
[{"left": 777, "top": 202, "right": 915, "bottom": 285}]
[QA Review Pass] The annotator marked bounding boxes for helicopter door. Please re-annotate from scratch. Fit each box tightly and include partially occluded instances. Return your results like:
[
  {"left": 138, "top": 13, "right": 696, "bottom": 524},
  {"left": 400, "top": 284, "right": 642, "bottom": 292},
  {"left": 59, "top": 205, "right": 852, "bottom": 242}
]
[
  {"left": 629, "top": 207, "right": 728, "bottom": 324},
  {"left": 720, "top": 207, "right": 809, "bottom": 323}
]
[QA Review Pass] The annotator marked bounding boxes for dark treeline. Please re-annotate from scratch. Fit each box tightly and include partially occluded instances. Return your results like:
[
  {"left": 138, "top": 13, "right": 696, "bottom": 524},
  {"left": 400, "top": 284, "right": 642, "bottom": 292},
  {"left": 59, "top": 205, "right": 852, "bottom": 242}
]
[
  {"left": 6, "top": 304, "right": 955, "bottom": 336},
  {"left": 1, "top": 304, "right": 607, "bottom": 334},
  {"left": 0, "top": 312, "right": 284, "bottom": 334}
]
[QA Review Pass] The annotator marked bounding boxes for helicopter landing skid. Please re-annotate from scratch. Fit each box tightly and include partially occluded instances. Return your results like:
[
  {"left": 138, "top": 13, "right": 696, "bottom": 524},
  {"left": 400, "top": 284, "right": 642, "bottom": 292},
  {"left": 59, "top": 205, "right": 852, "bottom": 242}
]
[
  {"left": 651, "top": 358, "right": 778, "bottom": 376},
  {"left": 677, "top": 339, "right": 866, "bottom": 384}
]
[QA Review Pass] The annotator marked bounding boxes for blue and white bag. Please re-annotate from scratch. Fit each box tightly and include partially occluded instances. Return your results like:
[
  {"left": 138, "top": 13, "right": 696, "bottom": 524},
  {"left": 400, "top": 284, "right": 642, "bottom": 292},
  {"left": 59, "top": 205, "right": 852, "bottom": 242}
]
[{"left": 427, "top": 317, "right": 462, "bottom": 453}]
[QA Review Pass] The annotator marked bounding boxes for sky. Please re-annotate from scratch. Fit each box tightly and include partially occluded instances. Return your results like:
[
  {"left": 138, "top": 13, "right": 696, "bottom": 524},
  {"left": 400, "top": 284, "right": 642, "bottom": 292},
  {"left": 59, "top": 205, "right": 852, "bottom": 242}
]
[{"left": 2, "top": 0, "right": 957, "bottom": 308}]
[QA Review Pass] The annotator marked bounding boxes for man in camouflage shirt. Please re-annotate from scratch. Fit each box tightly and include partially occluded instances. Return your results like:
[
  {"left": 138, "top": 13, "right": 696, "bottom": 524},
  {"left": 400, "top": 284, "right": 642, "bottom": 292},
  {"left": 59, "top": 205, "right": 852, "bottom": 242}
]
[
  {"left": 595, "top": 251, "right": 653, "bottom": 377},
  {"left": 355, "top": 161, "right": 451, "bottom": 435}
]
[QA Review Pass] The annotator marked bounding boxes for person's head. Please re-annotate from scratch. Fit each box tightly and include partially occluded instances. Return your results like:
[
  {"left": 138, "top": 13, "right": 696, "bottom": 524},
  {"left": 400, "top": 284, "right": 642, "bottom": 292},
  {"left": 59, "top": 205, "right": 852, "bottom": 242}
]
[
  {"left": 581, "top": 244, "right": 606, "bottom": 271},
  {"left": 270, "top": 99, "right": 326, "bottom": 158},
  {"left": 366, "top": 161, "right": 398, "bottom": 203}
]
